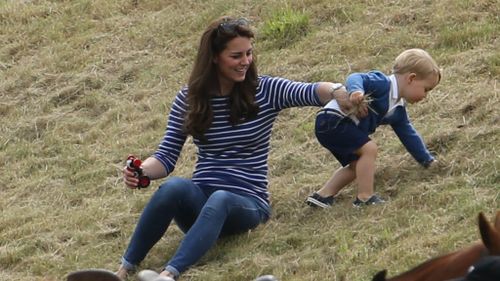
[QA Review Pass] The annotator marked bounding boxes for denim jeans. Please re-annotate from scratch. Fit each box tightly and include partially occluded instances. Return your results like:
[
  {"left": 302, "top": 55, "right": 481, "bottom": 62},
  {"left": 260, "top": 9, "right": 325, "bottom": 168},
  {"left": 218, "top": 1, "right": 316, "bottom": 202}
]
[{"left": 121, "top": 177, "right": 270, "bottom": 277}]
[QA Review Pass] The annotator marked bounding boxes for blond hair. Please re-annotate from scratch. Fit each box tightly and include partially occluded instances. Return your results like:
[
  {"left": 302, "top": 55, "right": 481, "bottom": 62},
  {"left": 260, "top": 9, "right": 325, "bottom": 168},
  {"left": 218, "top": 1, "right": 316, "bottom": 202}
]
[{"left": 392, "top": 48, "right": 441, "bottom": 82}]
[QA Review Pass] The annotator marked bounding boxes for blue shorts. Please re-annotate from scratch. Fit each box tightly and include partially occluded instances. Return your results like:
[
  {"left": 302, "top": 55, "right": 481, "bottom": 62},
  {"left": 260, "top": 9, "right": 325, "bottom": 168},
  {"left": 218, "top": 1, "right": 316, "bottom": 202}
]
[{"left": 315, "top": 109, "right": 371, "bottom": 166}]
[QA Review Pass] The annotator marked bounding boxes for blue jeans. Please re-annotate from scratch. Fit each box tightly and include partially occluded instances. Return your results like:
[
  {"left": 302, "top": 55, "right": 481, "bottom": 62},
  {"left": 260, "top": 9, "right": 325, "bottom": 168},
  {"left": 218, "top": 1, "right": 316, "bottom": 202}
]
[{"left": 121, "top": 177, "right": 270, "bottom": 277}]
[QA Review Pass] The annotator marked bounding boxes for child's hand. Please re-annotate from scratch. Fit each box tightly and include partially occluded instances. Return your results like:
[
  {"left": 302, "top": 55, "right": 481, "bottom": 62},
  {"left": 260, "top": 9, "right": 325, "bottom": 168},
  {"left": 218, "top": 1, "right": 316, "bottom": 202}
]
[
  {"left": 350, "top": 91, "right": 369, "bottom": 118},
  {"left": 350, "top": 91, "right": 364, "bottom": 104}
]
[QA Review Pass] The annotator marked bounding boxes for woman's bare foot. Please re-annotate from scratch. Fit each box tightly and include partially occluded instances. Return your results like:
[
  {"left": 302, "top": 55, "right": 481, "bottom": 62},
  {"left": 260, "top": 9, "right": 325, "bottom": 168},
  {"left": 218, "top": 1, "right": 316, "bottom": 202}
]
[
  {"left": 159, "top": 270, "right": 176, "bottom": 279},
  {"left": 115, "top": 266, "right": 129, "bottom": 280}
]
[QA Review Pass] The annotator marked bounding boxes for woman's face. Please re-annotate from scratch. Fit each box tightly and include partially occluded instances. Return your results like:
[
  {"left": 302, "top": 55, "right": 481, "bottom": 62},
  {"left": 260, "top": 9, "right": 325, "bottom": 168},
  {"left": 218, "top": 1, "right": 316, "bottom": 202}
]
[{"left": 214, "top": 36, "right": 253, "bottom": 95}]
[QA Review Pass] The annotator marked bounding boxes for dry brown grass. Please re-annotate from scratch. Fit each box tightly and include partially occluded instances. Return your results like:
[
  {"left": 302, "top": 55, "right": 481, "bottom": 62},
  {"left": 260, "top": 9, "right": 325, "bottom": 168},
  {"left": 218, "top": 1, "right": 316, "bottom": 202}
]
[{"left": 0, "top": 0, "right": 498, "bottom": 280}]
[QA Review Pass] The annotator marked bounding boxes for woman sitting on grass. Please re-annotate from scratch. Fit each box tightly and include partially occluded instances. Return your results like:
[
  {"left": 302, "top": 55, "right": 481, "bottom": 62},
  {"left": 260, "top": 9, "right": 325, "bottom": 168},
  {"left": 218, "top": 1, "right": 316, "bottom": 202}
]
[{"left": 115, "top": 16, "right": 354, "bottom": 280}]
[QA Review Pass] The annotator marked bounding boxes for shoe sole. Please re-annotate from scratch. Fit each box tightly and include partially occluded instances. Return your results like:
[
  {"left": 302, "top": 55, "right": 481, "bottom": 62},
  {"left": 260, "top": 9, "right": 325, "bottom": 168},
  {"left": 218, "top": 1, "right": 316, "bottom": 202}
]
[
  {"left": 352, "top": 201, "right": 385, "bottom": 207},
  {"left": 306, "top": 197, "right": 331, "bottom": 208}
]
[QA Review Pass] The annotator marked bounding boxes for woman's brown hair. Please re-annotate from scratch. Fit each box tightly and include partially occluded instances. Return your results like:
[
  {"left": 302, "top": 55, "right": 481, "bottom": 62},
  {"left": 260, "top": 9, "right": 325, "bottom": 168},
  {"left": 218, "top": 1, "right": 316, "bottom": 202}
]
[{"left": 184, "top": 16, "right": 259, "bottom": 141}]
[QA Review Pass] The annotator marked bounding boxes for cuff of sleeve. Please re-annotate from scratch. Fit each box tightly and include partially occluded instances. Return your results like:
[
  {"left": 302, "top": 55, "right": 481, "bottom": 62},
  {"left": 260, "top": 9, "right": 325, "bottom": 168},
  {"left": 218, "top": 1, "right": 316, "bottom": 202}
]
[{"left": 152, "top": 154, "right": 172, "bottom": 175}]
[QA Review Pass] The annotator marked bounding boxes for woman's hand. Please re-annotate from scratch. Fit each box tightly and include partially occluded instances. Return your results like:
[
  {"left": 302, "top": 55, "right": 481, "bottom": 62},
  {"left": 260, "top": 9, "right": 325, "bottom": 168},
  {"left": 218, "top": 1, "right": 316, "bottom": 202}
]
[
  {"left": 123, "top": 165, "right": 140, "bottom": 189},
  {"left": 122, "top": 156, "right": 168, "bottom": 189},
  {"left": 333, "top": 87, "right": 354, "bottom": 114}
]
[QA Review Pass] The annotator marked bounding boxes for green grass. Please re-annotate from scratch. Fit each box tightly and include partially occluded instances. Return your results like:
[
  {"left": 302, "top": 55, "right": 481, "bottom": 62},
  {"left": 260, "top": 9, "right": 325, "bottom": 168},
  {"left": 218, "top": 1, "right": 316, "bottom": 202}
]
[
  {"left": 261, "top": 8, "right": 310, "bottom": 49},
  {"left": 1, "top": 0, "right": 499, "bottom": 281}
]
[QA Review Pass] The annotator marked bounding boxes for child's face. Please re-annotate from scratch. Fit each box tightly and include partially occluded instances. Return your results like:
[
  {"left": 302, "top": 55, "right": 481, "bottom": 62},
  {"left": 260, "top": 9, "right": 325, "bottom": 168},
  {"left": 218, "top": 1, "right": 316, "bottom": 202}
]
[{"left": 401, "top": 73, "right": 439, "bottom": 104}]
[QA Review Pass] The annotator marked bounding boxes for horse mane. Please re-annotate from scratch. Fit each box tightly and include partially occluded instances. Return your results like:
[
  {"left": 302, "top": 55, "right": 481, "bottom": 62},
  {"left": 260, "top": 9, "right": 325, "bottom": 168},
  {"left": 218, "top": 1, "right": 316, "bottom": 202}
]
[{"left": 373, "top": 211, "right": 500, "bottom": 281}]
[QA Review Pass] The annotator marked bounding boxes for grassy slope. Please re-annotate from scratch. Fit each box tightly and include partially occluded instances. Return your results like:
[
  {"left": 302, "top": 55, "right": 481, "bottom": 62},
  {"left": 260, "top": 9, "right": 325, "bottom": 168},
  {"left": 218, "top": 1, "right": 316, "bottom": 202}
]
[{"left": 0, "top": 0, "right": 498, "bottom": 280}]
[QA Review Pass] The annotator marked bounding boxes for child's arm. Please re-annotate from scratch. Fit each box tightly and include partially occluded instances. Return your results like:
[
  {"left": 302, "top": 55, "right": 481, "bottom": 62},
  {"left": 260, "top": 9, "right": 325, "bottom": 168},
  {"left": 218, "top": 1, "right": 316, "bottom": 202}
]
[
  {"left": 345, "top": 73, "right": 369, "bottom": 117},
  {"left": 346, "top": 73, "right": 365, "bottom": 94},
  {"left": 390, "top": 108, "right": 435, "bottom": 167}
]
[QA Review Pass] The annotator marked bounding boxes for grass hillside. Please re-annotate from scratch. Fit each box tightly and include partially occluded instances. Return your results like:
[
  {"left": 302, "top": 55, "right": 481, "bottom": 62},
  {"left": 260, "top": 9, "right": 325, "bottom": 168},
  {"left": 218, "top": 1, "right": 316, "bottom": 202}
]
[{"left": 0, "top": 0, "right": 498, "bottom": 280}]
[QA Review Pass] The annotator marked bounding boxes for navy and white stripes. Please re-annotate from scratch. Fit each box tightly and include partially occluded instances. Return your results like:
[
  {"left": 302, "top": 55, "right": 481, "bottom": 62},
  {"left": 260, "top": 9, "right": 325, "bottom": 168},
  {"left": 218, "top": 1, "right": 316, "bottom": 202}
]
[{"left": 153, "top": 75, "right": 321, "bottom": 208}]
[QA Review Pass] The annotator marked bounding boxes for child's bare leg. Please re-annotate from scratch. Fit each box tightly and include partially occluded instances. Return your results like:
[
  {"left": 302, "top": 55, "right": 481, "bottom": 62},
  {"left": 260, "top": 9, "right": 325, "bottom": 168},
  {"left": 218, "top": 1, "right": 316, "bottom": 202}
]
[
  {"left": 354, "top": 140, "right": 377, "bottom": 201},
  {"left": 316, "top": 163, "right": 356, "bottom": 197}
]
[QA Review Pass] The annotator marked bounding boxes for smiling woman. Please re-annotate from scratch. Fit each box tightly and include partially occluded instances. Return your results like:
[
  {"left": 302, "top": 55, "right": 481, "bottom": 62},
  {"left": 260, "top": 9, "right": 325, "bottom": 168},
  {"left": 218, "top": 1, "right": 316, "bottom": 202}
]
[
  {"left": 114, "top": 15, "right": 352, "bottom": 280},
  {"left": 214, "top": 36, "right": 253, "bottom": 93},
  {"left": 215, "top": 18, "right": 254, "bottom": 88}
]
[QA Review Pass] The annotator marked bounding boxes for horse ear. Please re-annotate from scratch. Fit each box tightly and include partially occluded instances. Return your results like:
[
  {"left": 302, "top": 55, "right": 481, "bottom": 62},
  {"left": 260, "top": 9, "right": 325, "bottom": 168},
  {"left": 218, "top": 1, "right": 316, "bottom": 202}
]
[
  {"left": 478, "top": 212, "right": 491, "bottom": 246},
  {"left": 372, "top": 269, "right": 387, "bottom": 281},
  {"left": 478, "top": 212, "right": 500, "bottom": 255}
]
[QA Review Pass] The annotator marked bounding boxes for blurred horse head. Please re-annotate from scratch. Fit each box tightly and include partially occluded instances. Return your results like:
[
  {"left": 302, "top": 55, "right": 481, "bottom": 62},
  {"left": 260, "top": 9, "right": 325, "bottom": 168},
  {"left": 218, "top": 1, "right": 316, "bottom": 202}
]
[{"left": 372, "top": 211, "right": 500, "bottom": 281}]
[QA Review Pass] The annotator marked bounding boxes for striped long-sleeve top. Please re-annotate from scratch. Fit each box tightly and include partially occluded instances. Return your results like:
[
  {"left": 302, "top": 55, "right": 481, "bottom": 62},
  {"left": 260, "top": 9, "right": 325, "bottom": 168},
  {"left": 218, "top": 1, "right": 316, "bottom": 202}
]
[{"left": 153, "top": 75, "right": 322, "bottom": 210}]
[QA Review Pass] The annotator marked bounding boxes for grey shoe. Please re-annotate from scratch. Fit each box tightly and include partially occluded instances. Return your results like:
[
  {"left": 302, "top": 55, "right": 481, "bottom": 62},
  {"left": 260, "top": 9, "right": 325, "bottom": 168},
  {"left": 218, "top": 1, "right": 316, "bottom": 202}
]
[
  {"left": 306, "top": 192, "right": 335, "bottom": 208},
  {"left": 352, "top": 194, "right": 385, "bottom": 207},
  {"left": 138, "top": 270, "right": 175, "bottom": 281},
  {"left": 254, "top": 275, "right": 278, "bottom": 281}
]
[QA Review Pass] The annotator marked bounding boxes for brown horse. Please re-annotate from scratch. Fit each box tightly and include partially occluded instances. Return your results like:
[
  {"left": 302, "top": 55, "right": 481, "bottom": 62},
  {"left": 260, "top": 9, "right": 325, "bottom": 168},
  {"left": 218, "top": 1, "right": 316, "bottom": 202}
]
[{"left": 372, "top": 211, "right": 500, "bottom": 281}]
